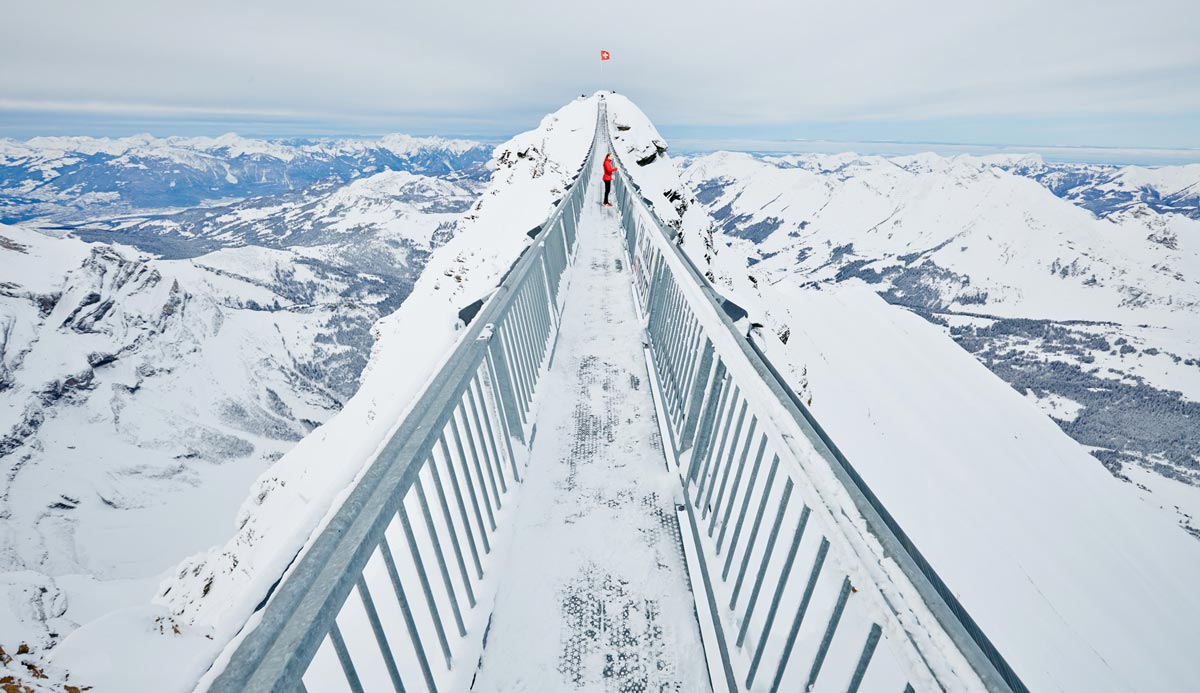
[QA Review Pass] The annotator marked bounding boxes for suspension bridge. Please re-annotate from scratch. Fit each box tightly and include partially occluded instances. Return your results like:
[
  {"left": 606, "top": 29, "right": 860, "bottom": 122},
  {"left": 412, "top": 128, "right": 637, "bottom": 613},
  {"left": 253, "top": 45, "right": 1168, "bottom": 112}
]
[{"left": 202, "top": 98, "right": 1027, "bottom": 693}]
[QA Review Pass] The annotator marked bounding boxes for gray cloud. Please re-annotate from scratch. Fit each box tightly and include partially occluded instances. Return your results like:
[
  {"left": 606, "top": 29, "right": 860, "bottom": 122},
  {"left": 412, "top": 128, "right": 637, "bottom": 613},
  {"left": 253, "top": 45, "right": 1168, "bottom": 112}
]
[{"left": 3, "top": 0, "right": 1198, "bottom": 145}]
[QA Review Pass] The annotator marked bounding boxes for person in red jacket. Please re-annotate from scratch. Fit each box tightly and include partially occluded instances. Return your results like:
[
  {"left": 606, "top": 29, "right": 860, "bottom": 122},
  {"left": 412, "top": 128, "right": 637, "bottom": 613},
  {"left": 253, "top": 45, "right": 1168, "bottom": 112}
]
[{"left": 602, "top": 153, "right": 617, "bottom": 206}]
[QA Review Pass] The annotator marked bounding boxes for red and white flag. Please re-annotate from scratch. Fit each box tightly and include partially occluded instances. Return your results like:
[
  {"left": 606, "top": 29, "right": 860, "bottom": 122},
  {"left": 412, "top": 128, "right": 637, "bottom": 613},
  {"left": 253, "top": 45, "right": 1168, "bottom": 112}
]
[{"left": 600, "top": 50, "right": 611, "bottom": 61}]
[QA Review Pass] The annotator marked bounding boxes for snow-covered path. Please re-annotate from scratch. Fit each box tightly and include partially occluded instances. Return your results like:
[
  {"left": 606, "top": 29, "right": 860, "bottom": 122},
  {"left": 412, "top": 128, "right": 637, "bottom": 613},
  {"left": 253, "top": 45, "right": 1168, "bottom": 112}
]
[{"left": 470, "top": 158, "right": 711, "bottom": 692}]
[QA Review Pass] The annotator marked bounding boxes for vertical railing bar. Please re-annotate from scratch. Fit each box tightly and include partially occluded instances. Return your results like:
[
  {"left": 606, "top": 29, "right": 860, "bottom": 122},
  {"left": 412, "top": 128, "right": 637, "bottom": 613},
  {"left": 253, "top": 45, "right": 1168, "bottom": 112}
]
[
  {"left": 704, "top": 401, "right": 748, "bottom": 522},
  {"left": 504, "top": 287, "right": 534, "bottom": 412},
  {"left": 668, "top": 295, "right": 697, "bottom": 401},
  {"left": 677, "top": 340, "right": 715, "bottom": 453},
  {"left": 528, "top": 275, "right": 552, "bottom": 382},
  {"left": 731, "top": 455, "right": 782, "bottom": 607},
  {"left": 548, "top": 226, "right": 565, "bottom": 304},
  {"left": 804, "top": 577, "right": 854, "bottom": 692},
  {"left": 697, "top": 386, "right": 741, "bottom": 507},
  {"left": 563, "top": 205, "right": 573, "bottom": 263},
  {"left": 527, "top": 264, "right": 548, "bottom": 350},
  {"left": 686, "top": 360, "right": 727, "bottom": 482},
  {"left": 414, "top": 477, "right": 467, "bottom": 637},
  {"left": 533, "top": 274, "right": 554, "bottom": 363},
  {"left": 495, "top": 320, "right": 529, "bottom": 425},
  {"left": 644, "top": 266, "right": 667, "bottom": 352},
  {"left": 680, "top": 317, "right": 706, "bottom": 411},
  {"left": 678, "top": 313, "right": 703, "bottom": 392},
  {"left": 438, "top": 435, "right": 485, "bottom": 578},
  {"left": 506, "top": 290, "right": 536, "bottom": 411},
  {"left": 449, "top": 416, "right": 495, "bottom": 541},
  {"left": 648, "top": 286, "right": 673, "bottom": 388},
  {"left": 736, "top": 479, "right": 794, "bottom": 648},
  {"left": 485, "top": 338, "right": 524, "bottom": 444},
  {"left": 457, "top": 399, "right": 501, "bottom": 514},
  {"left": 689, "top": 366, "right": 731, "bottom": 485},
  {"left": 745, "top": 505, "right": 811, "bottom": 686},
  {"left": 539, "top": 242, "right": 560, "bottom": 319},
  {"left": 639, "top": 245, "right": 659, "bottom": 308},
  {"left": 769, "top": 538, "right": 831, "bottom": 692},
  {"left": 666, "top": 285, "right": 693, "bottom": 402},
  {"left": 328, "top": 622, "right": 366, "bottom": 693},
  {"left": 398, "top": 504, "right": 453, "bottom": 670},
  {"left": 657, "top": 282, "right": 686, "bottom": 408},
  {"left": 709, "top": 415, "right": 758, "bottom": 539},
  {"left": 379, "top": 535, "right": 438, "bottom": 693},
  {"left": 846, "top": 624, "right": 884, "bottom": 693},
  {"left": 468, "top": 375, "right": 508, "bottom": 495},
  {"left": 426, "top": 454, "right": 477, "bottom": 606},
  {"left": 718, "top": 436, "right": 768, "bottom": 555},
  {"left": 664, "top": 293, "right": 693, "bottom": 424},
  {"left": 484, "top": 353, "right": 523, "bottom": 483},
  {"left": 646, "top": 261, "right": 670, "bottom": 333},
  {"left": 354, "top": 576, "right": 406, "bottom": 693},
  {"left": 672, "top": 318, "right": 704, "bottom": 429}
]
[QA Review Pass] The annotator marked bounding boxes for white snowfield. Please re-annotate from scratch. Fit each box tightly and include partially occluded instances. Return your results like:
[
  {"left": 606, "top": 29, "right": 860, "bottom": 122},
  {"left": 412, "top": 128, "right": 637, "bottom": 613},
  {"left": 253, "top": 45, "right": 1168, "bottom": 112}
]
[
  {"left": 0, "top": 226, "right": 359, "bottom": 649},
  {"left": 0, "top": 155, "right": 478, "bottom": 679},
  {"left": 677, "top": 150, "right": 1200, "bottom": 404},
  {"left": 605, "top": 94, "right": 1200, "bottom": 691},
  {"left": 681, "top": 150, "right": 1200, "bottom": 328}
]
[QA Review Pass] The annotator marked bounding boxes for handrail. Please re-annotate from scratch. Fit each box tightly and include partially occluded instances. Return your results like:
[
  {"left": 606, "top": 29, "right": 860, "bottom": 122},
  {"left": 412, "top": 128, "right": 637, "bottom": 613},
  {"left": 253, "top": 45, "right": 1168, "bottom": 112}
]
[
  {"left": 205, "top": 104, "right": 602, "bottom": 693},
  {"left": 602, "top": 98, "right": 1027, "bottom": 692}
]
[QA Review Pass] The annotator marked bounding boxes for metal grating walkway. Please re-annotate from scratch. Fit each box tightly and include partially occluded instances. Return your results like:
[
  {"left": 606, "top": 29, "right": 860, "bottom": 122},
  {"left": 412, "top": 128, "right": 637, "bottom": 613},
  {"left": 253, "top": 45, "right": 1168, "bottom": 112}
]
[{"left": 470, "top": 153, "right": 709, "bottom": 692}]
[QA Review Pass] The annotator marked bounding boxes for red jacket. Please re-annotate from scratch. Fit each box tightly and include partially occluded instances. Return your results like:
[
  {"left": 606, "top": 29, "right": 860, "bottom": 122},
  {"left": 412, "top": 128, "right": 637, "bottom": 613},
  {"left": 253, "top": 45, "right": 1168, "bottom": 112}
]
[{"left": 603, "top": 156, "right": 617, "bottom": 181}]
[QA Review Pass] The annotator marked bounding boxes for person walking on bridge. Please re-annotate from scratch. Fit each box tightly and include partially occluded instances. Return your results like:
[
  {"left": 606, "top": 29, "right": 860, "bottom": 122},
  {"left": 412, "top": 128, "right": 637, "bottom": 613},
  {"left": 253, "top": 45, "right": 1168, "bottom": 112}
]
[{"left": 602, "top": 152, "right": 617, "bottom": 206}]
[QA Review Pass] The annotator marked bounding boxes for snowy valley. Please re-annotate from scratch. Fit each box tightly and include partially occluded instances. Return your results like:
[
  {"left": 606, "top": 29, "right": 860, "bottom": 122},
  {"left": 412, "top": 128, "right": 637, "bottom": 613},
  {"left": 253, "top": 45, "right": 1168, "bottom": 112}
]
[
  {"left": 0, "top": 133, "right": 488, "bottom": 660},
  {"left": 676, "top": 150, "right": 1200, "bottom": 537}
]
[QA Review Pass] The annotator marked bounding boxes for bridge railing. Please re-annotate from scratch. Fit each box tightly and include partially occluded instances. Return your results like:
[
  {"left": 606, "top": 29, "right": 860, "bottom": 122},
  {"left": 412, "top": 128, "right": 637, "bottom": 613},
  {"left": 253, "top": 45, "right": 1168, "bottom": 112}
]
[
  {"left": 603, "top": 99, "right": 1026, "bottom": 693},
  {"left": 206, "top": 109, "right": 600, "bottom": 693}
]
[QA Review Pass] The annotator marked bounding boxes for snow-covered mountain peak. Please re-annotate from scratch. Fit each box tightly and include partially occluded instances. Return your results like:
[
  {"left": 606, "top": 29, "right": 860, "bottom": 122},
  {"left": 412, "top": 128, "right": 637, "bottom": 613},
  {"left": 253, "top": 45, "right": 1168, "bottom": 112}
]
[{"left": 378, "top": 132, "right": 480, "bottom": 157}]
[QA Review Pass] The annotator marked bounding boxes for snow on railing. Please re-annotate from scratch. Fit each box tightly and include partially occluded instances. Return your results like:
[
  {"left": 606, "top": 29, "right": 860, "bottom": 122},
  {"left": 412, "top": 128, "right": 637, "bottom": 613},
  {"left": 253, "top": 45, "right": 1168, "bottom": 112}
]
[
  {"left": 205, "top": 110, "right": 601, "bottom": 693},
  {"left": 602, "top": 98, "right": 1028, "bottom": 693}
]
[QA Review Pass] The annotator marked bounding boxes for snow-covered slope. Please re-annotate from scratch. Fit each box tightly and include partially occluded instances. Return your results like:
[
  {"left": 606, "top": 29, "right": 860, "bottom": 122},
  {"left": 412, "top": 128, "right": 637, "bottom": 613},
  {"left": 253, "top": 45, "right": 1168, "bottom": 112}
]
[
  {"left": 17, "top": 94, "right": 600, "bottom": 692},
  {"left": 753, "top": 284, "right": 1200, "bottom": 692},
  {"left": 1, "top": 162, "right": 477, "bottom": 691},
  {"left": 0, "top": 226, "right": 362, "bottom": 650},
  {"left": 679, "top": 150, "right": 1200, "bottom": 525},
  {"left": 605, "top": 95, "right": 1200, "bottom": 691}
]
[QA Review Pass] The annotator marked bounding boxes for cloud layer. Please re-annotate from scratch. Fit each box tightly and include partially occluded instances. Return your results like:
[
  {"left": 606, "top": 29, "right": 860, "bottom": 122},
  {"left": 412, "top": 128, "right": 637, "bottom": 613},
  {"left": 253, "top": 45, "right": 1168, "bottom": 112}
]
[{"left": 3, "top": 0, "right": 1198, "bottom": 146}]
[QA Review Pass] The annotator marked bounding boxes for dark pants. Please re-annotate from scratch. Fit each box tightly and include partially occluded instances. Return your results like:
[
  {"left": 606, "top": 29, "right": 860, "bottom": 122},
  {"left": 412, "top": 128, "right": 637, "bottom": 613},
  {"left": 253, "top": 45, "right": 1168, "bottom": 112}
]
[{"left": 603, "top": 179, "right": 611, "bottom": 204}]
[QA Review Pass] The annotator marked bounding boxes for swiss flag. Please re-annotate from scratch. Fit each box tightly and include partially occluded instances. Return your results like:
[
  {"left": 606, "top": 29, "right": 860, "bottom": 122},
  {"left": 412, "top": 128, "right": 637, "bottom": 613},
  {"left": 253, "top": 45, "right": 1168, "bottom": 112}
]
[{"left": 600, "top": 50, "right": 611, "bottom": 61}]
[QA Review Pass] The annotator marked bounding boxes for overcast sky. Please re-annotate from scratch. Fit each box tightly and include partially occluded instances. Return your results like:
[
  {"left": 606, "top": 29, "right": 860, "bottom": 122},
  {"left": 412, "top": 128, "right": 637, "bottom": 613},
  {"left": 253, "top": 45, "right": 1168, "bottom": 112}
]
[{"left": 3, "top": 0, "right": 1198, "bottom": 155}]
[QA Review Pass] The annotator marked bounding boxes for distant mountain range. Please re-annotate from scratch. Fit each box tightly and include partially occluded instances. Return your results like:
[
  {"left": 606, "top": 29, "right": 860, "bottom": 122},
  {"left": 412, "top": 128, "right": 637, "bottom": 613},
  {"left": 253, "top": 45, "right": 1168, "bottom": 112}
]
[
  {"left": 997, "top": 156, "right": 1200, "bottom": 220},
  {"left": 0, "top": 132, "right": 492, "bottom": 223}
]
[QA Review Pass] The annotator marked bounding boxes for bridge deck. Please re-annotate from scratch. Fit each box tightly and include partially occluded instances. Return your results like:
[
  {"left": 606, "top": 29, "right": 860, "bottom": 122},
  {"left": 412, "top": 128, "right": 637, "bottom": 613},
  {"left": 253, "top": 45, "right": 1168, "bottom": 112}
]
[{"left": 470, "top": 157, "right": 710, "bottom": 691}]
